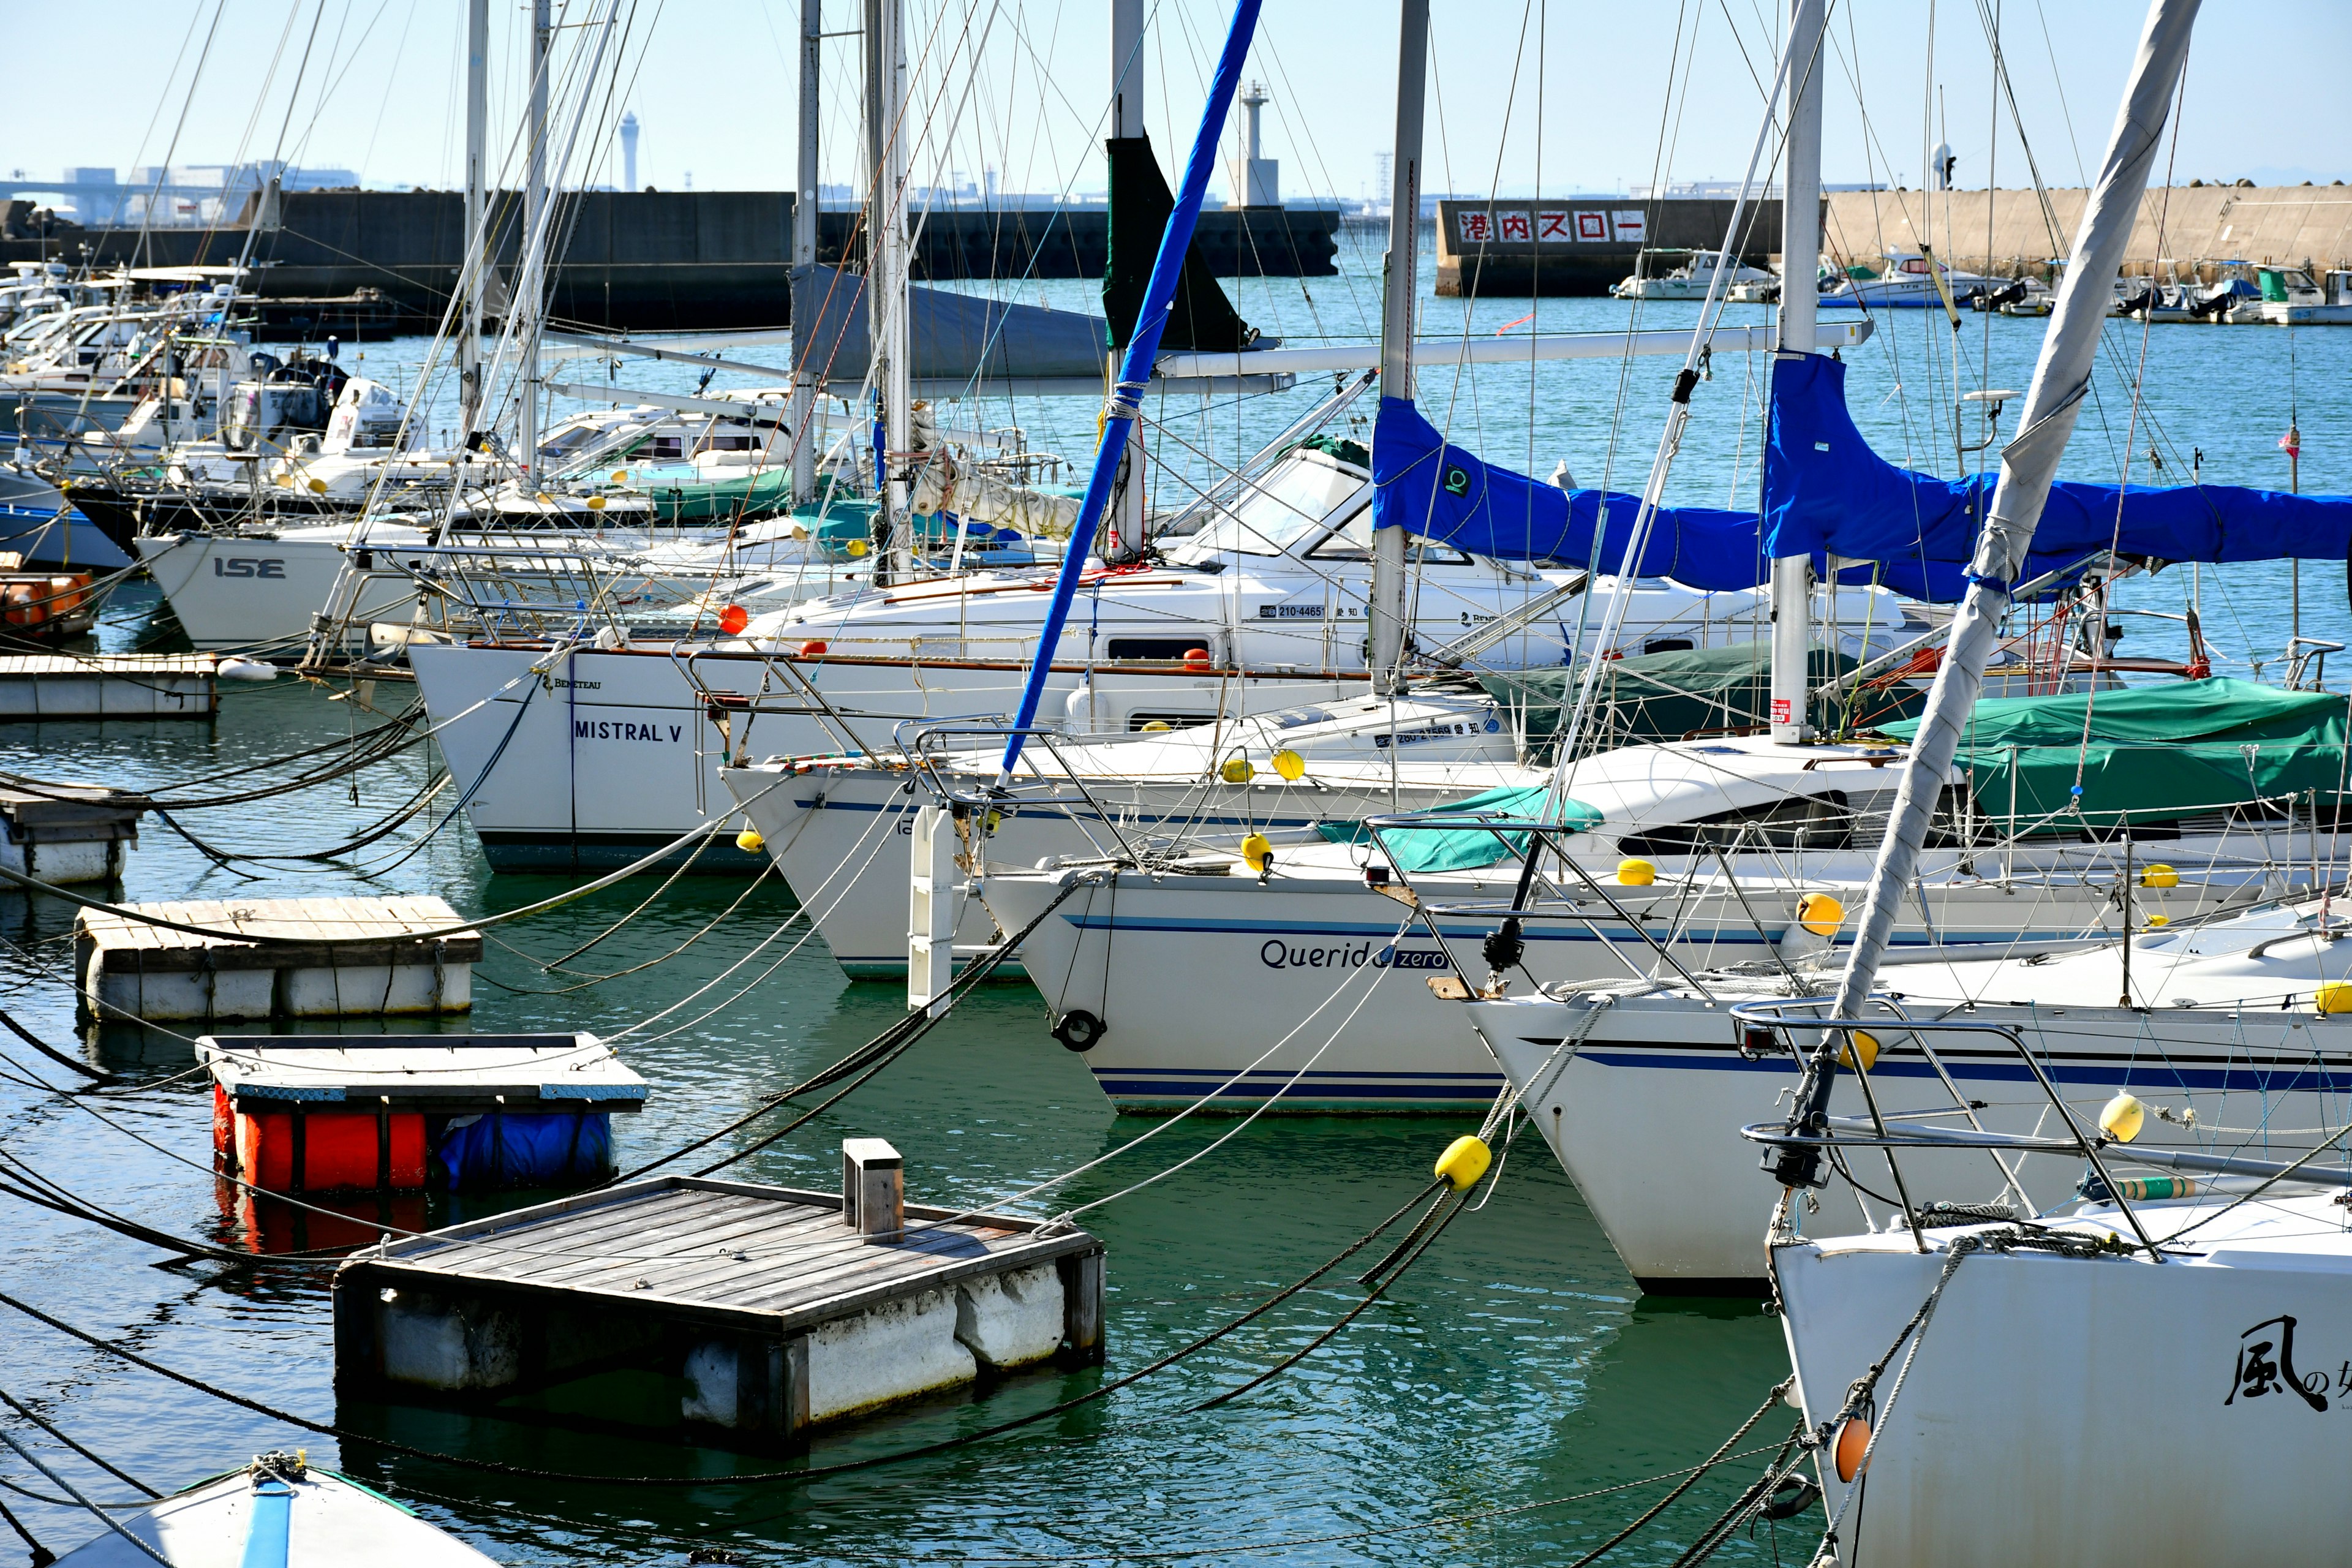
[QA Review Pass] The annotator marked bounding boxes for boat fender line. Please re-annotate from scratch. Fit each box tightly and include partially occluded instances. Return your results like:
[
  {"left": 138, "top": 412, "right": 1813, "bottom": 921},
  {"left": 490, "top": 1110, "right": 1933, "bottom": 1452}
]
[{"left": 1806, "top": 1240, "right": 1974, "bottom": 1559}]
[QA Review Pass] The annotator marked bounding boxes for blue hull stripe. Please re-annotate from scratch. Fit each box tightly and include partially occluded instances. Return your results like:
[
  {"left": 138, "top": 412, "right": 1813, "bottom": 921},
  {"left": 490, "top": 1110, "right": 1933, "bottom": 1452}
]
[
  {"left": 1571, "top": 1046, "right": 2352, "bottom": 1095},
  {"left": 1057, "top": 912, "right": 2084, "bottom": 949}
]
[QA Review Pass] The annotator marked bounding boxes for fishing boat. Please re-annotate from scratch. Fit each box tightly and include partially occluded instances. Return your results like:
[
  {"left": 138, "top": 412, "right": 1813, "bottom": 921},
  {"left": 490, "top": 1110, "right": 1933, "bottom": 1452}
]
[
  {"left": 44, "top": 1452, "right": 499, "bottom": 1566},
  {"left": 2255, "top": 265, "right": 2352, "bottom": 325}
]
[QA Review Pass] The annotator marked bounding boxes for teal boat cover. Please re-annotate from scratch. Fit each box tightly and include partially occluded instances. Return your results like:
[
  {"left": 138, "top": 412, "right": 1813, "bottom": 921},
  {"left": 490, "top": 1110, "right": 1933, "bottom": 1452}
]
[
  {"left": 1879, "top": 678, "right": 2352, "bottom": 831},
  {"left": 1316, "top": 781, "right": 1602, "bottom": 873}
]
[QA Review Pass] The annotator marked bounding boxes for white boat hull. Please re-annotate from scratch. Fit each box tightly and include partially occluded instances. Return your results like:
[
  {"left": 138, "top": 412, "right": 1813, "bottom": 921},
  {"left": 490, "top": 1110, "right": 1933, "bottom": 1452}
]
[
  {"left": 725, "top": 734, "right": 1532, "bottom": 976},
  {"left": 1779, "top": 1210, "right": 2352, "bottom": 1567},
  {"left": 984, "top": 849, "right": 2296, "bottom": 1115},
  {"left": 414, "top": 641, "right": 1373, "bottom": 872},
  {"left": 54, "top": 1463, "right": 498, "bottom": 1567},
  {"left": 1472, "top": 928, "right": 2351, "bottom": 1289}
]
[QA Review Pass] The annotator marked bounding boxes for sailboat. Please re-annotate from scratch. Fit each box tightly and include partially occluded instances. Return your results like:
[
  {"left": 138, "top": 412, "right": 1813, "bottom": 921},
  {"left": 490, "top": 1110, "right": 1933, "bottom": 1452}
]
[
  {"left": 969, "top": 7, "right": 2351, "bottom": 1113},
  {"left": 37, "top": 1451, "right": 499, "bottom": 1567},
  {"left": 403, "top": 0, "right": 1820, "bottom": 874}
]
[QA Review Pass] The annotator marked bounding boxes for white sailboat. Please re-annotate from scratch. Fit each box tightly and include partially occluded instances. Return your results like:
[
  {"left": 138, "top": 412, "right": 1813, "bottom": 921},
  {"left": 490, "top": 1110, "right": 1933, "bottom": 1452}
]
[
  {"left": 722, "top": 685, "right": 1531, "bottom": 975},
  {"left": 38, "top": 1453, "right": 499, "bottom": 1567},
  {"left": 1776, "top": 1183, "right": 2352, "bottom": 1568},
  {"left": 1470, "top": 893, "right": 2352, "bottom": 1288}
]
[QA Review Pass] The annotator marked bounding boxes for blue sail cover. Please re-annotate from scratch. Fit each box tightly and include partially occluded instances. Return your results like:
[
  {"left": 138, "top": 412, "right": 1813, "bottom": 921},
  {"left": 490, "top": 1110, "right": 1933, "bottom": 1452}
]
[
  {"left": 1370, "top": 394, "right": 1771, "bottom": 591},
  {"left": 1371, "top": 356, "right": 2352, "bottom": 600}
]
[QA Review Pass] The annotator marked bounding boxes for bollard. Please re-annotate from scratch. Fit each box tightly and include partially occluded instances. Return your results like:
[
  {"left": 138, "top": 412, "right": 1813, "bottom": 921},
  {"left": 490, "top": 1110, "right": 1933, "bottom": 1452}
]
[{"left": 842, "top": 1137, "right": 904, "bottom": 1238}]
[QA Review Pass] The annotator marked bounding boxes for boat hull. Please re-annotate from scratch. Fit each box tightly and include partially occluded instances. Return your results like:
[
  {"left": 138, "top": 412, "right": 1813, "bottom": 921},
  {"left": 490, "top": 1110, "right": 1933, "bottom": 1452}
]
[
  {"left": 725, "top": 754, "right": 1527, "bottom": 976},
  {"left": 1778, "top": 1224, "right": 2352, "bottom": 1566},
  {"left": 1476, "top": 983, "right": 2352, "bottom": 1291},
  {"left": 414, "top": 642, "right": 1371, "bottom": 873},
  {"left": 987, "top": 839, "right": 2303, "bottom": 1115}
]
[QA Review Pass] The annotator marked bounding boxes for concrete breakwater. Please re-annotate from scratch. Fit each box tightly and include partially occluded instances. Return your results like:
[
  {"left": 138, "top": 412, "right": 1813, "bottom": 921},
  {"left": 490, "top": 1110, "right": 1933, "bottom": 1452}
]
[
  {"left": 1433, "top": 185, "right": 2352, "bottom": 296},
  {"left": 0, "top": 189, "right": 1341, "bottom": 333},
  {"left": 1821, "top": 184, "right": 2352, "bottom": 279}
]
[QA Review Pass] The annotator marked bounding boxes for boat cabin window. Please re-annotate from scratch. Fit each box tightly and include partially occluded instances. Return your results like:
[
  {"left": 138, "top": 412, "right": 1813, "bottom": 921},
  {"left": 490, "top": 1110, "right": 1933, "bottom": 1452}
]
[
  {"left": 695, "top": 432, "right": 761, "bottom": 456},
  {"left": 1619, "top": 788, "right": 1882, "bottom": 855},
  {"left": 640, "top": 434, "right": 687, "bottom": 462},
  {"left": 1173, "top": 453, "right": 1368, "bottom": 557},
  {"left": 1104, "top": 637, "right": 1209, "bottom": 662},
  {"left": 1307, "top": 507, "right": 1472, "bottom": 565}
]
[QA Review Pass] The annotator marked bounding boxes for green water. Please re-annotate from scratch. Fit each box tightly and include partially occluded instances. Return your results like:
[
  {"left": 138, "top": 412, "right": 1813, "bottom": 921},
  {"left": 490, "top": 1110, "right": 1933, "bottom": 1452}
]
[
  {"left": 0, "top": 236, "right": 2346, "bottom": 1561},
  {"left": 0, "top": 628, "right": 1812, "bottom": 1566}
]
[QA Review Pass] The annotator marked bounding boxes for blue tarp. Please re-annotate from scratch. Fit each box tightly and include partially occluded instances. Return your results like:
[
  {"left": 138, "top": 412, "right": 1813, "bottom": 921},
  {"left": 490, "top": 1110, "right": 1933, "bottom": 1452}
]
[
  {"left": 1369, "top": 356, "right": 2352, "bottom": 599},
  {"left": 435, "top": 1112, "right": 611, "bottom": 1191}
]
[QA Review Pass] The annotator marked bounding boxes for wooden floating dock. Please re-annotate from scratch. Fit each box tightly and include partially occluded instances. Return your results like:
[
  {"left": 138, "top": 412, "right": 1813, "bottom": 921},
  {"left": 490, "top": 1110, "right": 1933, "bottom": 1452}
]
[
  {"left": 200, "top": 1031, "right": 646, "bottom": 1194},
  {"left": 0, "top": 653, "right": 218, "bottom": 719},
  {"left": 333, "top": 1143, "right": 1106, "bottom": 1449},
  {"left": 0, "top": 784, "right": 147, "bottom": 884},
  {"left": 76, "top": 895, "right": 479, "bottom": 1022}
]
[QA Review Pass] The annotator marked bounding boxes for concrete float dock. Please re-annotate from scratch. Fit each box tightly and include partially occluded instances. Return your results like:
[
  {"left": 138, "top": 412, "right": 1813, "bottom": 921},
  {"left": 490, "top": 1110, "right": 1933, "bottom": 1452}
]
[
  {"left": 76, "top": 895, "right": 478, "bottom": 1022},
  {"left": 0, "top": 784, "right": 147, "bottom": 883},
  {"left": 333, "top": 1140, "right": 1106, "bottom": 1449},
  {"left": 0, "top": 654, "right": 218, "bottom": 719}
]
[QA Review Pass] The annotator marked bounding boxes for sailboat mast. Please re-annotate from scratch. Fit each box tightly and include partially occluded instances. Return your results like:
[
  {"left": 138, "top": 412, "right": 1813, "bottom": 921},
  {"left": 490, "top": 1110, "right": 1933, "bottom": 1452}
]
[
  {"left": 1368, "top": 0, "right": 1428, "bottom": 696},
  {"left": 1110, "top": 0, "right": 1146, "bottom": 137},
  {"left": 1766, "top": 0, "right": 1825, "bottom": 744},
  {"left": 789, "top": 0, "right": 821, "bottom": 505},
  {"left": 1828, "top": 0, "right": 2201, "bottom": 1022},
  {"left": 519, "top": 0, "right": 552, "bottom": 474},
  {"left": 864, "top": 0, "right": 911, "bottom": 582},
  {"left": 458, "top": 0, "right": 488, "bottom": 447}
]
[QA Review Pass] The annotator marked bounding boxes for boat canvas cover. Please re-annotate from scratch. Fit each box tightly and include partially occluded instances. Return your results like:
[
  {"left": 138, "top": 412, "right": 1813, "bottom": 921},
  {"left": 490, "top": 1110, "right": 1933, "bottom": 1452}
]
[
  {"left": 1761, "top": 353, "right": 2352, "bottom": 595},
  {"left": 1877, "top": 677, "right": 2352, "bottom": 831},
  {"left": 1316, "top": 782, "right": 1602, "bottom": 873},
  {"left": 1481, "top": 641, "right": 1926, "bottom": 761},
  {"left": 790, "top": 264, "right": 1108, "bottom": 385},
  {"left": 1368, "top": 357, "right": 2352, "bottom": 597}
]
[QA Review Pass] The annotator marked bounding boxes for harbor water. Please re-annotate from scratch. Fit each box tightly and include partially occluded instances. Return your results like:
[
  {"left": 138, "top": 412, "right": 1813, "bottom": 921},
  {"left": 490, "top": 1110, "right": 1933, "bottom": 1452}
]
[{"left": 0, "top": 247, "right": 2346, "bottom": 1564}]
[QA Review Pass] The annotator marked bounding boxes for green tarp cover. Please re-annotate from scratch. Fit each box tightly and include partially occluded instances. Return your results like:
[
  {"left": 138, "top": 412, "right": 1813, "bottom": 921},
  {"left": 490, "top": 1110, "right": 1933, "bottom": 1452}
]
[
  {"left": 1878, "top": 677, "right": 2352, "bottom": 831},
  {"left": 1479, "top": 642, "right": 1926, "bottom": 762},
  {"left": 1314, "top": 782, "right": 1603, "bottom": 873}
]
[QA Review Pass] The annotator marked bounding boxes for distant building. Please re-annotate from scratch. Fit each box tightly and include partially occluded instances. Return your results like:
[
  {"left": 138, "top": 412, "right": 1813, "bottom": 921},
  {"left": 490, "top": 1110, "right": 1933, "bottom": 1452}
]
[{"left": 4, "top": 161, "right": 360, "bottom": 227}]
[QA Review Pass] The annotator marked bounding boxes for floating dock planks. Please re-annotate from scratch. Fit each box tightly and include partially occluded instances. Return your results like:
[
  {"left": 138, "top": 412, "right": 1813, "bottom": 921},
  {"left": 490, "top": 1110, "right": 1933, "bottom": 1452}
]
[
  {"left": 76, "top": 895, "right": 479, "bottom": 1022},
  {"left": 200, "top": 1032, "right": 647, "bottom": 1194},
  {"left": 333, "top": 1145, "right": 1106, "bottom": 1449},
  {"left": 0, "top": 784, "right": 147, "bottom": 883},
  {"left": 0, "top": 653, "right": 217, "bottom": 719}
]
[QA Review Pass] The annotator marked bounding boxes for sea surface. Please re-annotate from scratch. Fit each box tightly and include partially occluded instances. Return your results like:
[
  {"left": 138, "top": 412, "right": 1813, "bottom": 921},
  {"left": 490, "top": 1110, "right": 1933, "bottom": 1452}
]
[{"left": 0, "top": 239, "right": 2346, "bottom": 1566}]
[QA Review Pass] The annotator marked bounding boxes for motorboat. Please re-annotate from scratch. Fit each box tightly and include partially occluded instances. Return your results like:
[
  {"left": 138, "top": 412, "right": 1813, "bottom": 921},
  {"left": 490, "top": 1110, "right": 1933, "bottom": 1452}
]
[
  {"left": 1819, "top": 251, "right": 1997, "bottom": 309},
  {"left": 2256, "top": 265, "right": 2352, "bottom": 325},
  {"left": 1610, "top": 249, "right": 1777, "bottom": 301}
]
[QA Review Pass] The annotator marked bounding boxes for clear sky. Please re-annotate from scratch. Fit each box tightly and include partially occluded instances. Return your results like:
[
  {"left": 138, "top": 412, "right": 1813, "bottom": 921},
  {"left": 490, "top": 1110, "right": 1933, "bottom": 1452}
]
[{"left": 3, "top": 0, "right": 2346, "bottom": 205}]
